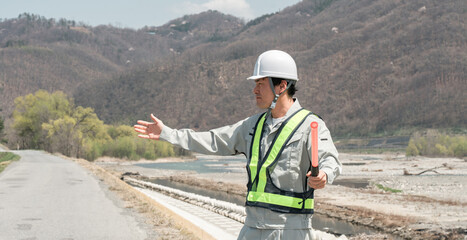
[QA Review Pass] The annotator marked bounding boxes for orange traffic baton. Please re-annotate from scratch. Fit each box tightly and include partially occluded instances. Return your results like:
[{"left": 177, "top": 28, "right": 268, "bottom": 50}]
[{"left": 310, "top": 121, "right": 319, "bottom": 177}]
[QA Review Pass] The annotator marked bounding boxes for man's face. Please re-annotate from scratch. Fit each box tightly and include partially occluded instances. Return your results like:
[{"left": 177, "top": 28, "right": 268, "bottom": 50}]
[{"left": 253, "top": 78, "right": 275, "bottom": 109}]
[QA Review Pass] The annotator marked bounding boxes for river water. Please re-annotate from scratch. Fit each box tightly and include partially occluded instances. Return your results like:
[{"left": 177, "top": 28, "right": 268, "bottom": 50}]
[{"left": 135, "top": 154, "right": 380, "bottom": 237}]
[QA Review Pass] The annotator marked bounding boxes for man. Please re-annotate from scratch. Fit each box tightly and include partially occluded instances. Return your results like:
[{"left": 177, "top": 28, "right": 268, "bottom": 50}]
[{"left": 134, "top": 50, "right": 341, "bottom": 239}]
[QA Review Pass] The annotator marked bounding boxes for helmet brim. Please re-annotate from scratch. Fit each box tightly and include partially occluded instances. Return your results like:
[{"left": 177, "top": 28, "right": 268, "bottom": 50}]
[
  {"left": 247, "top": 75, "right": 299, "bottom": 81},
  {"left": 247, "top": 75, "right": 266, "bottom": 81}
]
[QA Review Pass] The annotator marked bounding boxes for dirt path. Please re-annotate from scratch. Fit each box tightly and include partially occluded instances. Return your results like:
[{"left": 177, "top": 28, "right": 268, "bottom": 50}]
[{"left": 96, "top": 153, "right": 467, "bottom": 240}]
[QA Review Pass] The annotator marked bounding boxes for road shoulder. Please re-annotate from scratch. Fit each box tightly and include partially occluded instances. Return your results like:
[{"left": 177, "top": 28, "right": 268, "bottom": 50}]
[{"left": 71, "top": 156, "right": 199, "bottom": 240}]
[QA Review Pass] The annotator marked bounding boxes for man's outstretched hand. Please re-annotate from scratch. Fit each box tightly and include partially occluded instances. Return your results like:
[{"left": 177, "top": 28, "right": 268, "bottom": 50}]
[{"left": 134, "top": 114, "right": 164, "bottom": 140}]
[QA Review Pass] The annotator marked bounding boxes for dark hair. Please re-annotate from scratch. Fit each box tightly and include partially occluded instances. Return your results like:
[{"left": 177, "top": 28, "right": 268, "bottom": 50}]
[{"left": 271, "top": 77, "right": 297, "bottom": 97}]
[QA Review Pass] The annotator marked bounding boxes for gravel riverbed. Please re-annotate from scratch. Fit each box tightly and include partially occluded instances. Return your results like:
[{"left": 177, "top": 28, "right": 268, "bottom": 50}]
[{"left": 96, "top": 153, "right": 467, "bottom": 240}]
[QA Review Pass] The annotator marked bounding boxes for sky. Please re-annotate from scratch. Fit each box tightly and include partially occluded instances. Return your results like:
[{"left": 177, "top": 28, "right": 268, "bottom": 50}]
[{"left": 0, "top": 0, "right": 302, "bottom": 29}]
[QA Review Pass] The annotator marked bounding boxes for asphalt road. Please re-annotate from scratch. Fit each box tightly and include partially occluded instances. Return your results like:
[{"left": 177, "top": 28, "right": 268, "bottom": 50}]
[{"left": 0, "top": 150, "right": 149, "bottom": 240}]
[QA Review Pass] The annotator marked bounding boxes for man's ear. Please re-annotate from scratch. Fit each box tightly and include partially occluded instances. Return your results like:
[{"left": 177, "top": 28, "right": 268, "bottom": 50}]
[{"left": 281, "top": 80, "right": 288, "bottom": 92}]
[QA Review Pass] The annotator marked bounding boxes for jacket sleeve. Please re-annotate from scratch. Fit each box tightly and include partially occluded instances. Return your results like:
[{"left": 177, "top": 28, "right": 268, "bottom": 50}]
[{"left": 159, "top": 119, "right": 250, "bottom": 156}]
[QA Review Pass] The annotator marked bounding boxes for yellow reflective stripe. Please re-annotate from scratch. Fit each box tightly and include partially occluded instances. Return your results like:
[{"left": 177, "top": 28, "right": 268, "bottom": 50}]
[
  {"left": 256, "top": 109, "right": 310, "bottom": 192},
  {"left": 249, "top": 114, "right": 266, "bottom": 185},
  {"left": 247, "top": 191, "right": 314, "bottom": 209}
]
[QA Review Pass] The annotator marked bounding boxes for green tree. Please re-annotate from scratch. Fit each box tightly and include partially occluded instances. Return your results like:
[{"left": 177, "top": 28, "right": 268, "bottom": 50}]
[
  {"left": 12, "top": 90, "right": 185, "bottom": 161},
  {"left": 42, "top": 106, "right": 109, "bottom": 158},
  {"left": 13, "top": 90, "right": 71, "bottom": 149},
  {"left": 42, "top": 116, "right": 76, "bottom": 155},
  {"left": 12, "top": 90, "right": 110, "bottom": 159}
]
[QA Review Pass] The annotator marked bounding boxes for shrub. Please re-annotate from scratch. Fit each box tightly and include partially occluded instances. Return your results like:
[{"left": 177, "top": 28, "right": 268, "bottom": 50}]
[
  {"left": 451, "top": 137, "right": 467, "bottom": 158},
  {"left": 406, "top": 130, "right": 466, "bottom": 158},
  {"left": 406, "top": 139, "right": 419, "bottom": 156},
  {"left": 101, "top": 134, "right": 180, "bottom": 161},
  {"left": 83, "top": 139, "right": 104, "bottom": 161},
  {"left": 106, "top": 136, "right": 136, "bottom": 160}
]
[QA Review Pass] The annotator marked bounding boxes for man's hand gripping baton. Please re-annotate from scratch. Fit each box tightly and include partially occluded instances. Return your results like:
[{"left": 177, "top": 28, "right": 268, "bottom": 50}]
[{"left": 310, "top": 122, "right": 319, "bottom": 177}]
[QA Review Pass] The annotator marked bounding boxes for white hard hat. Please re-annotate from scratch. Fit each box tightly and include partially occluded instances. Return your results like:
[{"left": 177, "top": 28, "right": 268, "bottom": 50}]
[{"left": 247, "top": 50, "right": 298, "bottom": 81}]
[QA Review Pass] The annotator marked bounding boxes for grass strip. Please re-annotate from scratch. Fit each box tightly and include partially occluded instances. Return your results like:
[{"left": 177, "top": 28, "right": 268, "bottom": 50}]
[
  {"left": 0, "top": 152, "right": 20, "bottom": 173},
  {"left": 375, "top": 183, "right": 402, "bottom": 193}
]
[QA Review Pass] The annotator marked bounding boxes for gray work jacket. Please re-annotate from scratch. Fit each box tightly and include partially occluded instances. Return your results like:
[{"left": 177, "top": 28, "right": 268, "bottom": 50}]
[{"left": 160, "top": 99, "right": 342, "bottom": 229}]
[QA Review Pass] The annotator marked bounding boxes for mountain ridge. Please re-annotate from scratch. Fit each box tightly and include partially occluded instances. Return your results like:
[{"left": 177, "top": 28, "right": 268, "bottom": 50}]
[{"left": 1, "top": 0, "right": 466, "bottom": 137}]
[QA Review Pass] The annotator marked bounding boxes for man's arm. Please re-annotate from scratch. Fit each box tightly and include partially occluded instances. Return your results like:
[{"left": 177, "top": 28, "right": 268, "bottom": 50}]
[{"left": 134, "top": 114, "right": 249, "bottom": 156}]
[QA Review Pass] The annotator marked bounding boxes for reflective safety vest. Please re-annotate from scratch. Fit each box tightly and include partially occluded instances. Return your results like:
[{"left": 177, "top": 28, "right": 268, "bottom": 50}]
[{"left": 246, "top": 108, "right": 314, "bottom": 214}]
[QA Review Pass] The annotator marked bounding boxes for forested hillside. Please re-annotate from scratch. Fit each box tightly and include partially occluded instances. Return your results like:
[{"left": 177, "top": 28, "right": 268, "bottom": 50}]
[
  {"left": 0, "top": 11, "right": 239, "bottom": 119},
  {"left": 1, "top": 0, "right": 466, "bottom": 138}
]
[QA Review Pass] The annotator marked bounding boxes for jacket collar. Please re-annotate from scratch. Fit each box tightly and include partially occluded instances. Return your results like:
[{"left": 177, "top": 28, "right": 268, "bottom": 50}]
[{"left": 265, "top": 98, "right": 302, "bottom": 131}]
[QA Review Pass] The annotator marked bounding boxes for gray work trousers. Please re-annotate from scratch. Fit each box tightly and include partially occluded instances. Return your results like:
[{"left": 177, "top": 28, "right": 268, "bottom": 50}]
[{"left": 237, "top": 226, "right": 320, "bottom": 240}]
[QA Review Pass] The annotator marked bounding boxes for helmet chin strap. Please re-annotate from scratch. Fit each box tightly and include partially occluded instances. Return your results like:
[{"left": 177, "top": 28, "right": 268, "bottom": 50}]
[{"left": 266, "top": 77, "right": 293, "bottom": 119}]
